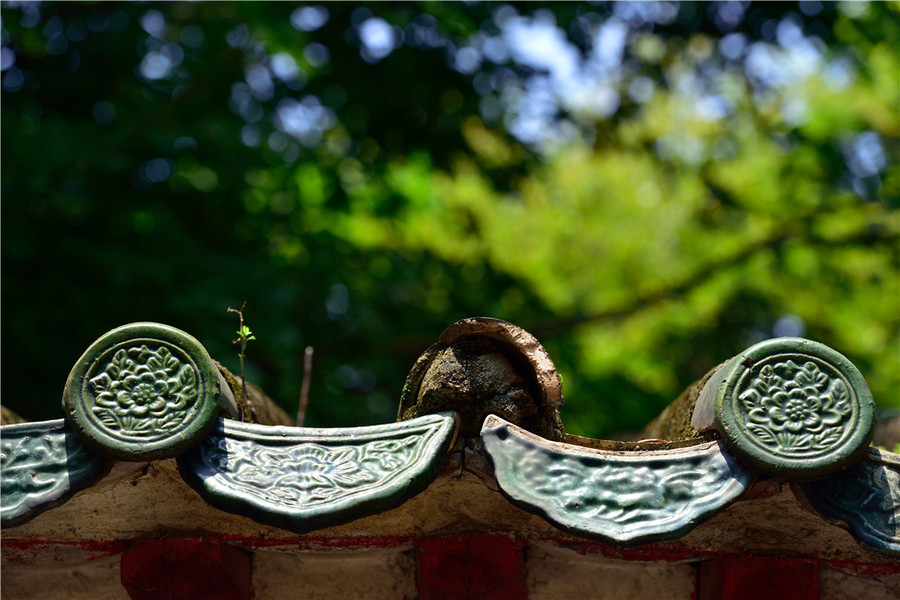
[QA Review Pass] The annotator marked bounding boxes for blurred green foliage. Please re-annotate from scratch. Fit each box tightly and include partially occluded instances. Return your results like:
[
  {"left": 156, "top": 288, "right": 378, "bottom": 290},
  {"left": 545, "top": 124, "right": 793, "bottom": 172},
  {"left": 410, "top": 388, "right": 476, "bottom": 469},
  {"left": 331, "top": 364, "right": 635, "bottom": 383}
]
[{"left": 1, "top": 2, "right": 897, "bottom": 436}]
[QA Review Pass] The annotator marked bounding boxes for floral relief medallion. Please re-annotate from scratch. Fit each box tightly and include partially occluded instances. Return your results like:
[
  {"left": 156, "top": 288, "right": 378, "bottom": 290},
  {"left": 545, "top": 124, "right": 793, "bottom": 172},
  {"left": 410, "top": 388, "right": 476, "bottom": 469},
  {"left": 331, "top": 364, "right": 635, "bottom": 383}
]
[
  {"left": 85, "top": 343, "right": 200, "bottom": 439},
  {"left": 716, "top": 338, "right": 875, "bottom": 479},
  {"left": 63, "top": 323, "right": 221, "bottom": 461}
]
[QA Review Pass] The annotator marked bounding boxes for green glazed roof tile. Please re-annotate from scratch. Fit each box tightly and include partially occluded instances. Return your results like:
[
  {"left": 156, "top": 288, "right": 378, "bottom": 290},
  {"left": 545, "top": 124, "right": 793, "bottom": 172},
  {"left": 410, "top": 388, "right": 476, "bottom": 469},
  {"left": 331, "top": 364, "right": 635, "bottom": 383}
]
[
  {"left": 4, "top": 320, "right": 895, "bottom": 547},
  {"left": 177, "top": 412, "right": 458, "bottom": 533},
  {"left": 481, "top": 414, "right": 756, "bottom": 546},
  {"left": 694, "top": 337, "right": 876, "bottom": 480},
  {"left": 1, "top": 419, "right": 111, "bottom": 527},
  {"left": 62, "top": 322, "right": 222, "bottom": 461},
  {"left": 795, "top": 447, "right": 900, "bottom": 555}
]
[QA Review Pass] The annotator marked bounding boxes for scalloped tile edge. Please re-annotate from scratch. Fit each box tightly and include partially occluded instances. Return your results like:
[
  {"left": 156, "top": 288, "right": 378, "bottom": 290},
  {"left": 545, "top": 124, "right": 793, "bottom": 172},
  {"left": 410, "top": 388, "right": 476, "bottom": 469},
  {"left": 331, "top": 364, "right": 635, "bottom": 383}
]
[
  {"left": 176, "top": 412, "right": 458, "bottom": 533},
  {"left": 481, "top": 414, "right": 756, "bottom": 546},
  {"left": 1, "top": 419, "right": 112, "bottom": 527},
  {"left": 794, "top": 447, "right": 900, "bottom": 556}
]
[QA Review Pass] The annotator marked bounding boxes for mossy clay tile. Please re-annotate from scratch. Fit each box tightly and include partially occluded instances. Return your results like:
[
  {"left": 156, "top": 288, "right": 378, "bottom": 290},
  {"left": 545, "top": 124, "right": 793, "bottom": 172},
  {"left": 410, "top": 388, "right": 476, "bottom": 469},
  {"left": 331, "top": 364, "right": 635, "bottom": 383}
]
[
  {"left": 481, "top": 415, "right": 755, "bottom": 546},
  {"left": 177, "top": 412, "right": 458, "bottom": 533},
  {"left": 795, "top": 448, "right": 900, "bottom": 555},
  {"left": 62, "top": 322, "right": 221, "bottom": 461},
  {"left": 694, "top": 337, "right": 876, "bottom": 480},
  {"left": 1, "top": 419, "right": 111, "bottom": 527}
]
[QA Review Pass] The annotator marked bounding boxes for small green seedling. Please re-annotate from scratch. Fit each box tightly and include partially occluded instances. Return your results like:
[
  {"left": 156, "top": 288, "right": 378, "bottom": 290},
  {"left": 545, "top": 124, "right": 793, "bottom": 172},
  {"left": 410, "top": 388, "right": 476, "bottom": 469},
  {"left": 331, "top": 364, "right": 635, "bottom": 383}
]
[{"left": 227, "top": 301, "right": 255, "bottom": 421}]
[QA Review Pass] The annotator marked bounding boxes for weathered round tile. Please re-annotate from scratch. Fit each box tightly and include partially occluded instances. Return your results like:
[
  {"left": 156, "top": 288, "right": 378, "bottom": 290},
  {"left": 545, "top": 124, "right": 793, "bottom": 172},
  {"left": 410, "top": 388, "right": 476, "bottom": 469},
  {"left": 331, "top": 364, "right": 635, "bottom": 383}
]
[
  {"left": 62, "top": 323, "right": 221, "bottom": 460},
  {"left": 714, "top": 337, "right": 875, "bottom": 479}
]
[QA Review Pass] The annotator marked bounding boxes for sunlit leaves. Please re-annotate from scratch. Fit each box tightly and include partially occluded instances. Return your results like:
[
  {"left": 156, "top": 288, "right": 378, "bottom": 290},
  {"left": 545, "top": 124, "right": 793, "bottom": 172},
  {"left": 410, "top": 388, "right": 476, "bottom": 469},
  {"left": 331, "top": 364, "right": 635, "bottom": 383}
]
[{"left": 1, "top": 2, "right": 897, "bottom": 438}]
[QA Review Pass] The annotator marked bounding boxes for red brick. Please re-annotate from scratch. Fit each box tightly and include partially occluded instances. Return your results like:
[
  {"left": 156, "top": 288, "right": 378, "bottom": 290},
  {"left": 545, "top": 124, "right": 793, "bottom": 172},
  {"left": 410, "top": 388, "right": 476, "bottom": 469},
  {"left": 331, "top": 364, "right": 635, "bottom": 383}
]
[
  {"left": 699, "top": 555, "right": 819, "bottom": 600},
  {"left": 120, "top": 538, "right": 252, "bottom": 600},
  {"left": 418, "top": 535, "right": 527, "bottom": 600}
]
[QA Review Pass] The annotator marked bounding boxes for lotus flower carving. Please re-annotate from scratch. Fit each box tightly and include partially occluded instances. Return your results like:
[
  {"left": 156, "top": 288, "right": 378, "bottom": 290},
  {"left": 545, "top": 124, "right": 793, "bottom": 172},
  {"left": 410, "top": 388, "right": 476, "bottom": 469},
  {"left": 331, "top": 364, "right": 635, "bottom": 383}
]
[
  {"left": 88, "top": 345, "right": 198, "bottom": 438},
  {"left": 739, "top": 359, "right": 852, "bottom": 455}
]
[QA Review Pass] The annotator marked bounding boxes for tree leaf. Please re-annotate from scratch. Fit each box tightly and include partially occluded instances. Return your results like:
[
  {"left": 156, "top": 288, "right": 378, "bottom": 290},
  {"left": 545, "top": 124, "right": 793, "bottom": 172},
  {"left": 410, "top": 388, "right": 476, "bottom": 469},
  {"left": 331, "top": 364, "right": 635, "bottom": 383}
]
[
  {"left": 92, "top": 407, "right": 119, "bottom": 429},
  {"left": 814, "top": 427, "right": 841, "bottom": 449},
  {"left": 179, "top": 365, "right": 196, "bottom": 389},
  {"left": 830, "top": 380, "right": 850, "bottom": 413},
  {"left": 90, "top": 373, "right": 111, "bottom": 393},
  {"left": 739, "top": 388, "right": 761, "bottom": 411},
  {"left": 107, "top": 349, "right": 128, "bottom": 379},
  {"left": 747, "top": 424, "right": 777, "bottom": 447}
]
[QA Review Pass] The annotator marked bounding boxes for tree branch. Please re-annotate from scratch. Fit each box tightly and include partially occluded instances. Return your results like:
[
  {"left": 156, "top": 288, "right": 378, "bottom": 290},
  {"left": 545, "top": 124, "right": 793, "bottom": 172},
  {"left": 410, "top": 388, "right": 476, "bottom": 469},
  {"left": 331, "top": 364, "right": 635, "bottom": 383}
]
[
  {"left": 531, "top": 222, "right": 898, "bottom": 338},
  {"left": 531, "top": 233, "right": 788, "bottom": 338}
]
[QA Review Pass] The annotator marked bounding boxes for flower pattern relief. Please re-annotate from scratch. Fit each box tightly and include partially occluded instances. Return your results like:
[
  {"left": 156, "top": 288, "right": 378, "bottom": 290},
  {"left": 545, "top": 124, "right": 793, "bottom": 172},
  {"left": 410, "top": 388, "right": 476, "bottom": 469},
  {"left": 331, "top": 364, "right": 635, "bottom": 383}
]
[
  {"left": 798, "top": 450, "right": 900, "bottom": 553},
  {"left": 480, "top": 417, "right": 754, "bottom": 545},
  {"left": 1, "top": 435, "right": 65, "bottom": 498},
  {"left": 0, "top": 422, "right": 109, "bottom": 525},
  {"left": 88, "top": 344, "right": 199, "bottom": 438},
  {"left": 177, "top": 413, "right": 456, "bottom": 532},
  {"left": 737, "top": 359, "right": 852, "bottom": 455},
  {"left": 206, "top": 434, "right": 421, "bottom": 507},
  {"left": 508, "top": 443, "right": 733, "bottom": 525}
]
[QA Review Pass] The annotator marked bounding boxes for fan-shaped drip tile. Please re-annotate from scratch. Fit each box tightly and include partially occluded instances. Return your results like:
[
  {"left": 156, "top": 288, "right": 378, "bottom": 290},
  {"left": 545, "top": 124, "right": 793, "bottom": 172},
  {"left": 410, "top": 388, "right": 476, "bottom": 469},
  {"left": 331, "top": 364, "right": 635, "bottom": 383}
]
[
  {"left": 481, "top": 415, "right": 756, "bottom": 546},
  {"left": 1, "top": 419, "right": 111, "bottom": 527},
  {"left": 794, "top": 448, "right": 899, "bottom": 555},
  {"left": 177, "top": 412, "right": 457, "bottom": 533}
]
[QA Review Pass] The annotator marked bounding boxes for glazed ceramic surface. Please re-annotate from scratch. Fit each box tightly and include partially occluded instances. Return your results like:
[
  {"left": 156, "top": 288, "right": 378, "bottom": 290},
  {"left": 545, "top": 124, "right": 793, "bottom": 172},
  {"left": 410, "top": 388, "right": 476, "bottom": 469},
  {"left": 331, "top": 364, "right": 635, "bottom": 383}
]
[
  {"left": 62, "top": 322, "right": 221, "bottom": 460},
  {"left": 694, "top": 338, "right": 875, "bottom": 479},
  {"left": 178, "top": 412, "right": 457, "bottom": 532},
  {"left": 1, "top": 419, "right": 110, "bottom": 527},
  {"left": 481, "top": 415, "right": 755, "bottom": 545},
  {"left": 796, "top": 447, "right": 899, "bottom": 555}
]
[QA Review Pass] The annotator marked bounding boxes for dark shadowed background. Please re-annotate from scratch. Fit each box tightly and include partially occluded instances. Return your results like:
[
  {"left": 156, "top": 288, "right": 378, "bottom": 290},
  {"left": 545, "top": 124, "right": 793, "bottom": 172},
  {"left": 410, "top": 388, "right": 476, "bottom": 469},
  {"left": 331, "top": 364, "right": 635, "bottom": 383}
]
[{"left": 2, "top": 2, "right": 897, "bottom": 436}]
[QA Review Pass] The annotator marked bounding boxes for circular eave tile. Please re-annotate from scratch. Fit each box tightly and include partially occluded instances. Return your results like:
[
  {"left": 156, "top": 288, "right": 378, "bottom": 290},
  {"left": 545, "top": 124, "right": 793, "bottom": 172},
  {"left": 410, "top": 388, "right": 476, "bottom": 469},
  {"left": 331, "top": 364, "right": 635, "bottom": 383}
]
[
  {"left": 62, "top": 322, "right": 221, "bottom": 461},
  {"left": 715, "top": 337, "right": 876, "bottom": 480}
]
